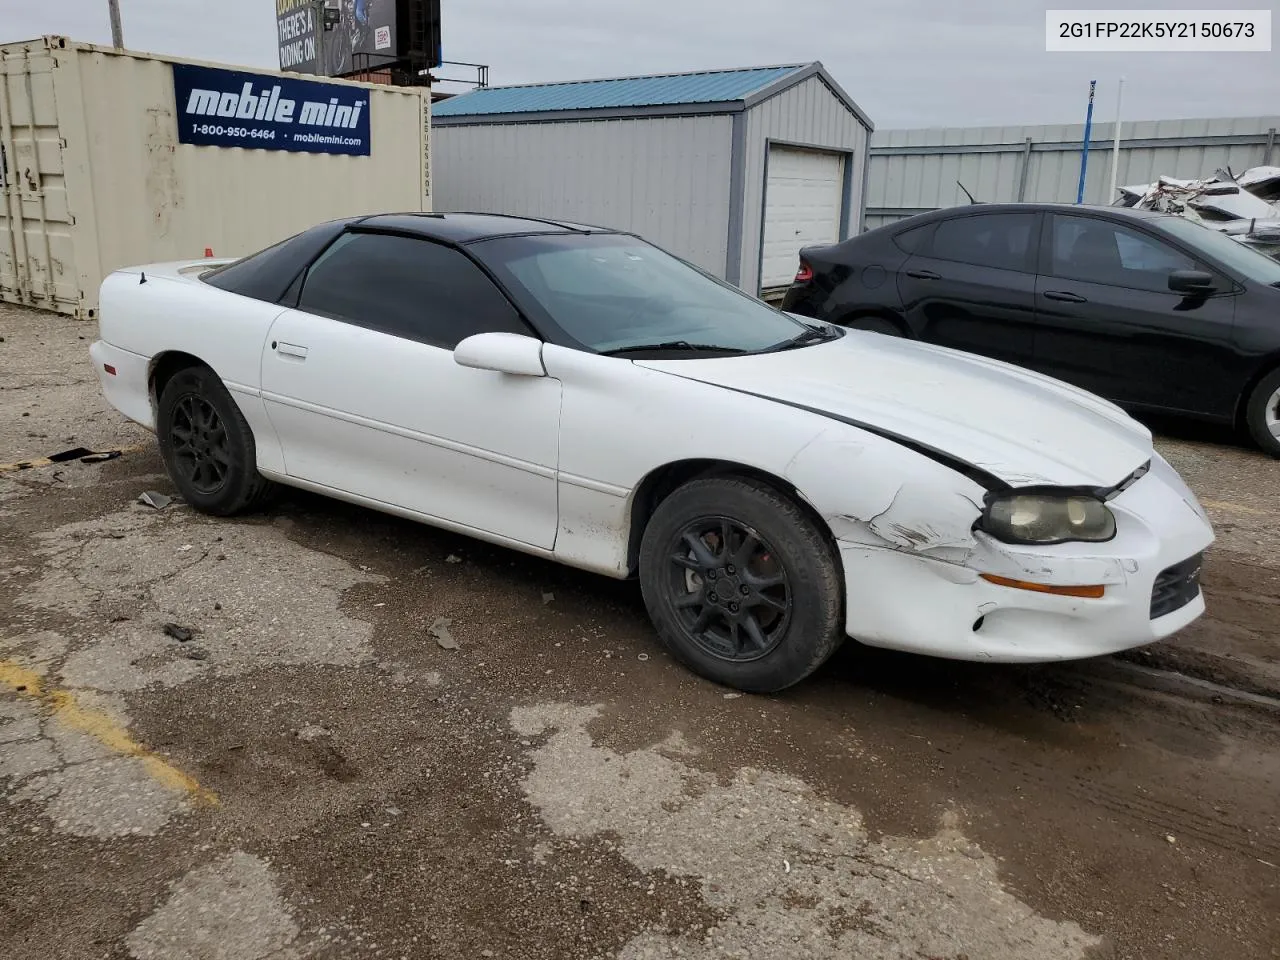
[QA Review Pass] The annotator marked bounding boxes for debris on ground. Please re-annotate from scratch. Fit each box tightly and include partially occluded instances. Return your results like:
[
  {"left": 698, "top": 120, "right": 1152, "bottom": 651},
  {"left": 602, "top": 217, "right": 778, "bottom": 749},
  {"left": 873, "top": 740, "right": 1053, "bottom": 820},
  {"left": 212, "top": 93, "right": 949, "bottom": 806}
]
[
  {"left": 184, "top": 648, "right": 210, "bottom": 661},
  {"left": 46, "top": 447, "right": 95, "bottom": 463},
  {"left": 162, "top": 623, "right": 194, "bottom": 643},
  {"left": 295, "top": 725, "right": 332, "bottom": 742},
  {"left": 445, "top": 554, "right": 463, "bottom": 564},
  {"left": 429, "top": 617, "right": 458, "bottom": 650},
  {"left": 1115, "top": 165, "right": 1280, "bottom": 260},
  {"left": 138, "top": 491, "right": 173, "bottom": 510},
  {"left": 79, "top": 450, "right": 122, "bottom": 464},
  {"left": 41, "top": 447, "right": 123, "bottom": 465},
  {"left": 0, "top": 447, "right": 123, "bottom": 473},
  {"left": 542, "top": 592, "right": 555, "bottom": 605}
]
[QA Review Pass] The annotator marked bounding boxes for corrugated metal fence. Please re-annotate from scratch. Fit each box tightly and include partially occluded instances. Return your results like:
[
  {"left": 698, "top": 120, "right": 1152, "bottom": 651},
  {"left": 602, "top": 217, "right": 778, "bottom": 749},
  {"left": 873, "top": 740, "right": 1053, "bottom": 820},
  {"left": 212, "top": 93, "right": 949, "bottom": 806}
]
[{"left": 865, "top": 116, "right": 1280, "bottom": 231}]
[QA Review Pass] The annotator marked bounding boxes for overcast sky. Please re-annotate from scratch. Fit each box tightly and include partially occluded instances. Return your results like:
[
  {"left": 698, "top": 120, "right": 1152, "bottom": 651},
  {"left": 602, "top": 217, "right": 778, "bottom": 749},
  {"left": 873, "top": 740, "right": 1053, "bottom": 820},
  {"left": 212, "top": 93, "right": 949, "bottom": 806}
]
[{"left": 4, "top": 0, "right": 1277, "bottom": 129}]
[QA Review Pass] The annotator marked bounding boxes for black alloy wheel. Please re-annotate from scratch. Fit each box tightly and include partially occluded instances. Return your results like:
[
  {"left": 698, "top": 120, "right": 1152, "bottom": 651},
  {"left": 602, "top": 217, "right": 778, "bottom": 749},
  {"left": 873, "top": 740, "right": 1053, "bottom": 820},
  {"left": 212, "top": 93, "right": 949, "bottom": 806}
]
[
  {"left": 168, "top": 394, "right": 231, "bottom": 495},
  {"left": 156, "top": 365, "right": 278, "bottom": 516},
  {"left": 638, "top": 475, "right": 845, "bottom": 693},
  {"left": 666, "top": 516, "right": 791, "bottom": 662}
]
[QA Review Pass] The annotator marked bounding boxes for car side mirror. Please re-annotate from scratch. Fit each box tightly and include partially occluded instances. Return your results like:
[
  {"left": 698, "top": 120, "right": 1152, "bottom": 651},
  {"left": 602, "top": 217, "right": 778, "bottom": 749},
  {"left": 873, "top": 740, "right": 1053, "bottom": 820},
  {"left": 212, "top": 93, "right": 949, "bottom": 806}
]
[
  {"left": 1168, "top": 269, "right": 1216, "bottom": 295},
  {"left": 453, "top": 332, "right": 546, "bottom": 377}
]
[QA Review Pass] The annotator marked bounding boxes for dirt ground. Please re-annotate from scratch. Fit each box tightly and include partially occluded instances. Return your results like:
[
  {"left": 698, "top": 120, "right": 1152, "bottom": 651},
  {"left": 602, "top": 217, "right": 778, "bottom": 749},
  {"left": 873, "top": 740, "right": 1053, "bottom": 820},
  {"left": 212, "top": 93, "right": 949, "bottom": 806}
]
[{"left": 1, "top": 304, "right": 1277, "bottom": 960}]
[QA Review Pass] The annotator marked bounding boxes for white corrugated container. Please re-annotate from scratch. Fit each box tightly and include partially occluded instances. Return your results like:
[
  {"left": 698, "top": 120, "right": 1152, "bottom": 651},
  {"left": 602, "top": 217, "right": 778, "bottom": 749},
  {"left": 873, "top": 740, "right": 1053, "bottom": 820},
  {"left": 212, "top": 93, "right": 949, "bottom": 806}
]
[{"left": 0, "top": 36, "right": 431, "bottom": 318}]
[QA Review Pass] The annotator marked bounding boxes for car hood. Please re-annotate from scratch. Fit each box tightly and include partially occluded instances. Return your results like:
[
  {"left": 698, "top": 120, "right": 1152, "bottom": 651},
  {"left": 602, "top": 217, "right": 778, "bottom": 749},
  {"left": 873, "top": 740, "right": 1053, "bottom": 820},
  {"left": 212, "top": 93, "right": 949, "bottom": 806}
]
[{"left": 636, "top": 331, "right": 1153, "bottom": 489}]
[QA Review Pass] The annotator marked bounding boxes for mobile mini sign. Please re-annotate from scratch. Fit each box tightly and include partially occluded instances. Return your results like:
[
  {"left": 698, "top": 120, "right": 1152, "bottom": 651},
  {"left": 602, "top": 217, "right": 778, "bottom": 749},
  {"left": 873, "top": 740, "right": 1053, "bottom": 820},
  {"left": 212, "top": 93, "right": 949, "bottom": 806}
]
[{"left": 172, "top": 63, "right": 371, "bottom": 156}]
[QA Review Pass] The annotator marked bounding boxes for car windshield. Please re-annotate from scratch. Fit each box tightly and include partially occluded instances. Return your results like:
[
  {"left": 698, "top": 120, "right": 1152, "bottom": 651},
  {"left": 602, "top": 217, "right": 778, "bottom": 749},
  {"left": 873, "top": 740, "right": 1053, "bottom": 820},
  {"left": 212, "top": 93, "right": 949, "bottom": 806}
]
[
  {"left": 470, "top": 232, "right": 826, "bottom": 355},
  {"left": 1151, "top": 215, "right": 1280, "bottom": 286}
]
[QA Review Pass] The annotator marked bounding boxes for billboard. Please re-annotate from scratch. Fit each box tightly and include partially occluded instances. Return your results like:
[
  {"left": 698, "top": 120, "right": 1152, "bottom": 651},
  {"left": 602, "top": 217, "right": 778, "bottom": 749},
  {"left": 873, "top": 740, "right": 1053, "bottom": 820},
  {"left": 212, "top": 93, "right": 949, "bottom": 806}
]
[
  {"left": 277, "top": 0, "right": 440, "bottom": 78},
  {"left": 173, "top": 63, "right": 371, "bottom": 156}
]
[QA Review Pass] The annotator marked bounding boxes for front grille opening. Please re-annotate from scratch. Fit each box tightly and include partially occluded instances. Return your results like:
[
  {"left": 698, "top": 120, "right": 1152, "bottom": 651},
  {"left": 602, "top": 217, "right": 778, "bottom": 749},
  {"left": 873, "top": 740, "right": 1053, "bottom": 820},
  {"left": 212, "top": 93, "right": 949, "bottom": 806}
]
[{"left": 1151, "top": 552, "right": 1204, "bottom": 619}]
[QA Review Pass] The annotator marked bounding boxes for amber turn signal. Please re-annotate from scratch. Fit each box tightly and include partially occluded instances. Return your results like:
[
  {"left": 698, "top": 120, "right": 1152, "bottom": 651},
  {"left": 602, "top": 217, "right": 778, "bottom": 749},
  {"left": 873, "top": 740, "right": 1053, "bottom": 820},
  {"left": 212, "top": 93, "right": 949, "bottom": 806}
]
[{"left": 980, "top": 574, "right": 1105, "bottom": 599}]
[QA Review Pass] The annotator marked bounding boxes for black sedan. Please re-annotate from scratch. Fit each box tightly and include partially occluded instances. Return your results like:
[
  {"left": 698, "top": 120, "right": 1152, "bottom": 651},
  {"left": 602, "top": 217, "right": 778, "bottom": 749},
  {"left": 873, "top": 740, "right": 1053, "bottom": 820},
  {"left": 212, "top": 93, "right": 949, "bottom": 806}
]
[{"left": 782, "top": 203, "right": 1280, "bottom": 457}]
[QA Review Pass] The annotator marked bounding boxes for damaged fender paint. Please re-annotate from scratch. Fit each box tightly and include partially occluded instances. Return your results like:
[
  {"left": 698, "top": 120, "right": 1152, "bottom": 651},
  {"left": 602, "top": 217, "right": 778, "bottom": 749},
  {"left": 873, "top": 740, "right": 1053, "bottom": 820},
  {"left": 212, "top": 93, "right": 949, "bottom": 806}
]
[
  {"left": 783, "top": 432, "right": 986, "bottom": 558},
  {"left": 784, "top": 431, "right": 1132, "bottom": 588},
  {"left": 866, "top": 482, "right": 984, "bottom": 553}
]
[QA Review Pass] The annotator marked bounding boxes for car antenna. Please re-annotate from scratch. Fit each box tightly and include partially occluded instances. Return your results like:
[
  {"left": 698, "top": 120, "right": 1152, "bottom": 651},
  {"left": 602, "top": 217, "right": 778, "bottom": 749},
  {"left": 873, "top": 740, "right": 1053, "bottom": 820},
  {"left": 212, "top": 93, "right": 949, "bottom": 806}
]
[
  {"left": 139, "top": 271, "right": 147, "bottom": 284},
  {"left": 956, "top": 180, "right": 981, "bottom": 204}
]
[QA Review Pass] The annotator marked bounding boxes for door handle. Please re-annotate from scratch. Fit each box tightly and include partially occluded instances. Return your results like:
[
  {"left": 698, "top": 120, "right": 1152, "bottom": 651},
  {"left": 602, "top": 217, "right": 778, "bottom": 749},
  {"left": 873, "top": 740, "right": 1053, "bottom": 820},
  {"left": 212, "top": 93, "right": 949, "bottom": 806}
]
[
  {"left": 274, "top": 341, "right": 309, "bottom": 359},
  {"left": 905, "top": 269, "right": 940, "bottom": 280},
  {"left": 1043, "top": 290, "right": 1087, "bottom": 303}
]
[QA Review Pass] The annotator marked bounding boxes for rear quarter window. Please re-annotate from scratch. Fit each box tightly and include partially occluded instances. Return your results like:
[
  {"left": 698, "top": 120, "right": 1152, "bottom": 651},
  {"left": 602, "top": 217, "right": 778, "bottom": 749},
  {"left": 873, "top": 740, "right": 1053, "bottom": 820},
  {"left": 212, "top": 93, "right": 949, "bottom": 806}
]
[
  {"left": 892, "top": 223, "right": 933, "bottom": 253},
  {"left": 202, "top": 219, "right": 354, "bottom": 304}
]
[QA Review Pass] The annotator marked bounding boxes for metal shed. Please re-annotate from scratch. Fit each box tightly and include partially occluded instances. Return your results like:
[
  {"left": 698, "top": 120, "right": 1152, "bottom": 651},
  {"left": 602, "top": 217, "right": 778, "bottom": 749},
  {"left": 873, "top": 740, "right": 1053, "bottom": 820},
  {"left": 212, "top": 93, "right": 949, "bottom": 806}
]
[{"left": 432, "top": 62, "right": 873, "bottom": 297}]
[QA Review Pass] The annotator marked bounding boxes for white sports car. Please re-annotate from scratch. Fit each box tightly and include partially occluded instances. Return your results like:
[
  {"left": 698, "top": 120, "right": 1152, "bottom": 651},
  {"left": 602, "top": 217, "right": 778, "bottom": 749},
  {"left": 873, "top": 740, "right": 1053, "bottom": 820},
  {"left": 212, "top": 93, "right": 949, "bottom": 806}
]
[{"left": 91, "top": 213, "right": 1215, "bottom": 692}]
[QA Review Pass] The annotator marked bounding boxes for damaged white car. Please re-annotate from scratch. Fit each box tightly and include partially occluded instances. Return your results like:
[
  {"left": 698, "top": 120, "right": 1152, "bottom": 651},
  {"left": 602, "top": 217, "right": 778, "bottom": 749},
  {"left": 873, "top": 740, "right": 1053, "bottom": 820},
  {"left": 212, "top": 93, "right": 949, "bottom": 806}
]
[{"left": 90, "top": 213, "right": 1215, "bottom": 692}]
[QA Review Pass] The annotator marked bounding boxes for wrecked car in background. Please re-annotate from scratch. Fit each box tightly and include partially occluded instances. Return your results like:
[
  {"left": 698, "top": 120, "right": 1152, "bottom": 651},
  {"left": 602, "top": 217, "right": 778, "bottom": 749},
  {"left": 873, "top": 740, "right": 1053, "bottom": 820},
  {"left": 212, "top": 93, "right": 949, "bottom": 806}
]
[
  {"left": 1116, "top": 165, "right": 1280, "bottom": 261},
  {"left": 90, "top": 213, "right": 1213, "bottom": 694}
]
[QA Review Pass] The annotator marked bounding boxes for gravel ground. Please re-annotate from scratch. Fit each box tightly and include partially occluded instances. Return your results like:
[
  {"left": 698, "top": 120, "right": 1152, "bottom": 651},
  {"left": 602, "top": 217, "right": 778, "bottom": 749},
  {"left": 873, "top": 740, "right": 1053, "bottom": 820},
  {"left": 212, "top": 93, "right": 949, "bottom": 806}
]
[{"left": 1, "top": 304, "right": 1277, "bottom": 960}]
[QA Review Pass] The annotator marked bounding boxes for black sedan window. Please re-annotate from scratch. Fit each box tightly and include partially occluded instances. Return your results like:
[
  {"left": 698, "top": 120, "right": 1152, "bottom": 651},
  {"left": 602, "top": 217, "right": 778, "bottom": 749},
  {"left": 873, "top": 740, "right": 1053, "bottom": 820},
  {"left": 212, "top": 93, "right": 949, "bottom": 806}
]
[
  {"left": 1153, "top": 215, "right": 1280, "bottom": 286},
  {"left": 297, "top": 232, "right": 532, "bottom": 349},
  {"left": 1050, "top": 216, "right": 1196, "bottom": 293},
  {"left": 470, "top": 233, "right": 818, "bottom": 355},
  {"left": 929, "top": 213, "right": 1036, "bottom": 272}
]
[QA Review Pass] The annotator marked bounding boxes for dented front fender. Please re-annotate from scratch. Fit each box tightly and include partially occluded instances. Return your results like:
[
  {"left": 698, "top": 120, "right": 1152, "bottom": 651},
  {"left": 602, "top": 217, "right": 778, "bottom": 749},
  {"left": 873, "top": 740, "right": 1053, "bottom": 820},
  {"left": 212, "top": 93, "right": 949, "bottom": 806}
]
[{"left": 783, "top": 429, "right": 988, "bottom": 562}]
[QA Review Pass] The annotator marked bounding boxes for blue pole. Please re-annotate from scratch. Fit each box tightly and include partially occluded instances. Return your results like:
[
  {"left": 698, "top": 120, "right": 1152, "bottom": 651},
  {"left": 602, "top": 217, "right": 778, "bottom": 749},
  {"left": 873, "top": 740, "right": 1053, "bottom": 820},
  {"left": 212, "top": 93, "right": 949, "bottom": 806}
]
[{"left": 1076, "top": 80, "right": 1097, "bottom": 204}]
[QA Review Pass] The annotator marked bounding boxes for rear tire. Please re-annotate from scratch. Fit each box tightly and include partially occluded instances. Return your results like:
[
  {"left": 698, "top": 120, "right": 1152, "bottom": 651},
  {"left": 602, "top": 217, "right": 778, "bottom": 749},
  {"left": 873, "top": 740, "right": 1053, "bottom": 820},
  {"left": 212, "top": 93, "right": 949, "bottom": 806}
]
[
  {"left": 156, "top": 366, "right": 278, "bottom": 515},
  {"left": 1244, "top": 368, "right": 1280, "bottom": 458},
  {"left": 638, "top": 476, "right": 845, "bottom": 693}
]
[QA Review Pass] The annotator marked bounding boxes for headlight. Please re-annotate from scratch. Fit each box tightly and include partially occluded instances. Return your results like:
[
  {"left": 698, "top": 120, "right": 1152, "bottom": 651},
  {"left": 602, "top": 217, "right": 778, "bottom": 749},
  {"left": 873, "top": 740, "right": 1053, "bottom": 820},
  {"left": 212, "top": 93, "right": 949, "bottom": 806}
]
[{"left": 980, "top": 492, "right": 1117, "bottom": 545}]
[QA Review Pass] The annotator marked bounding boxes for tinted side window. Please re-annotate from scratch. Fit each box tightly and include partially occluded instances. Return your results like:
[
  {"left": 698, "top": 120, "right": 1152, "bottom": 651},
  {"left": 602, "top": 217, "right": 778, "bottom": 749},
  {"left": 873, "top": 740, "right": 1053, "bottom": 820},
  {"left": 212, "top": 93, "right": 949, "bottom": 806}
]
[
  {"left": 202, "top": 219, "right": 352, "bottom": 303},
  {"left": 1050, "top": 216, "right": 1196, "bottom": 292},
  {"left": 892, "top": 223, "right": 933, "bottom": 253},
  {"left": 297, "top": 232, "right": 531, "bottom": 348},
  {"left": 929, "top": 213, "right": 1035, "bottom": 272}
]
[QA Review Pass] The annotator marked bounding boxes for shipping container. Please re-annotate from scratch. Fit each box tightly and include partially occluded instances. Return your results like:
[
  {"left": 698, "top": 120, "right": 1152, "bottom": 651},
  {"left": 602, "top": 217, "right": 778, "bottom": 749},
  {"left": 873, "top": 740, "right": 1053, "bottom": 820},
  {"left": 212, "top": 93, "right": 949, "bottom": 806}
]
[{"left": 0, "top": 36, "right": 431, "bottom": 318}]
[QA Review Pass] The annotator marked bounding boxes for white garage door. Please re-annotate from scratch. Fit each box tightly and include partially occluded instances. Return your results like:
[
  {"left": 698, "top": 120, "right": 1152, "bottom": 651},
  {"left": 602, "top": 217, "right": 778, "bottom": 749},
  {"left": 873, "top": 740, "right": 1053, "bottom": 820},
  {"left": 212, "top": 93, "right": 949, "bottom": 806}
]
[{"left": 759, "top": 146, "right": 845, "bottom": 290}]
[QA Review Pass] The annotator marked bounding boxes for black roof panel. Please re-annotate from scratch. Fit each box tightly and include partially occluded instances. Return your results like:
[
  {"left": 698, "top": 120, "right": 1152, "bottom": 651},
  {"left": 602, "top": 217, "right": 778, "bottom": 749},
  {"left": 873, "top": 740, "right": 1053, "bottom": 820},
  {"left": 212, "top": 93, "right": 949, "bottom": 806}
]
[
  {"left": 904, "top": 202, "right": 1169, "bottom": 220},
  {"left": 355, "top": 212, "right": 612, "bottom": 242}
]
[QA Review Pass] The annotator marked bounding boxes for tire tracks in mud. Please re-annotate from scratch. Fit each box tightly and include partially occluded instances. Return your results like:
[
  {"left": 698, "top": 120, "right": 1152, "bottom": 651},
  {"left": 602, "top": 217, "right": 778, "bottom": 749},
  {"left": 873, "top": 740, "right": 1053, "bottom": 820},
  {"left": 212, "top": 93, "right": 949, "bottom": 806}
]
[{"left": 965, "top": 748, "right": 1280, "bottom": 867}]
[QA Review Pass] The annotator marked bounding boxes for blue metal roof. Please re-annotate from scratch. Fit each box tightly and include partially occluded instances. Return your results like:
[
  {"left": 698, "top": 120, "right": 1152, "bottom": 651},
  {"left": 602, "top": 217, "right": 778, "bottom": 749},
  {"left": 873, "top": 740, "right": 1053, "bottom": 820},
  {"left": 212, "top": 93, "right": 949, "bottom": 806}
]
[{"left": 432, "top": 65, "right": 805, "bottom": 118}]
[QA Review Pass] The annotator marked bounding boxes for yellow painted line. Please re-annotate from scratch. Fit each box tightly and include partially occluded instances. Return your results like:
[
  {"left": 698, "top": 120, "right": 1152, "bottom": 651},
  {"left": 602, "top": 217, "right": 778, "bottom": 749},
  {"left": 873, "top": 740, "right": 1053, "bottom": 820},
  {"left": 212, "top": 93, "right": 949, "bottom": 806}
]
[
  {"left": 0, "top": 443, "right": 150, "bottom": 474},
  {"left": 1201, "top": 499, "right": 1272, "bottom": 517},
  {"left": 0, "top": 660, "right": 217, "bottom": 806}
]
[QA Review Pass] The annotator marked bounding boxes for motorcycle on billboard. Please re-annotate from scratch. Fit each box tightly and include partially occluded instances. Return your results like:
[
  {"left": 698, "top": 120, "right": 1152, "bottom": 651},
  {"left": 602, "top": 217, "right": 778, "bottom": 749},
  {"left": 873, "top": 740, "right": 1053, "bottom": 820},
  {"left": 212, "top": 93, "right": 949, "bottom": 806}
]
[{"left": 277, "top": 0, "right": 398, "bottom": 78}]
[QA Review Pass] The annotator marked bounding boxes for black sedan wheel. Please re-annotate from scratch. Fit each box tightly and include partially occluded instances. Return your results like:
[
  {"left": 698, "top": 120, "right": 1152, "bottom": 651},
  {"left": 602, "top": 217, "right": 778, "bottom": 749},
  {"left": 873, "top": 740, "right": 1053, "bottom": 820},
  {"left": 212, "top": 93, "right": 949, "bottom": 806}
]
[
  {"left": 1244, "top": 368, "right": 1280, "bottom": 458},
  {"left": 639, "top": 476, "right": 844, "bottom": 693},
  {"left": 157, "top": 366, "right": 278, "bottom": 515}
]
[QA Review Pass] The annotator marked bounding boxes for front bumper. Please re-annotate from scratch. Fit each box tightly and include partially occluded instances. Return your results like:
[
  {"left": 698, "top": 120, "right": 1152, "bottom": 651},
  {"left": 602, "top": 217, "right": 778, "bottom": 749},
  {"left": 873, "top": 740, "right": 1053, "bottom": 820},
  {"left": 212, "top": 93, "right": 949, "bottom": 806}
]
[{"left": 838, "top": 455, "right": 1214, "bottom": 663}]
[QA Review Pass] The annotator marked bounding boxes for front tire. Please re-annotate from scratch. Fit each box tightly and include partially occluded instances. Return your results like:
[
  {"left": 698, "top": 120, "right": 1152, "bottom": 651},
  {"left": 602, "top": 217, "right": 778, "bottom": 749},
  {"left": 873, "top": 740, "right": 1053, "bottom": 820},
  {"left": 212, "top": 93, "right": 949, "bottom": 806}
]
[
  {"left": 1244, "top": 368, "right": 1280, "bottom": 458},
  {"left": 156, "top": 366, "right": 278, "bottom": 515},
  {"left": 638, "top": 476, "right": 845, "bottom": 693}
]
